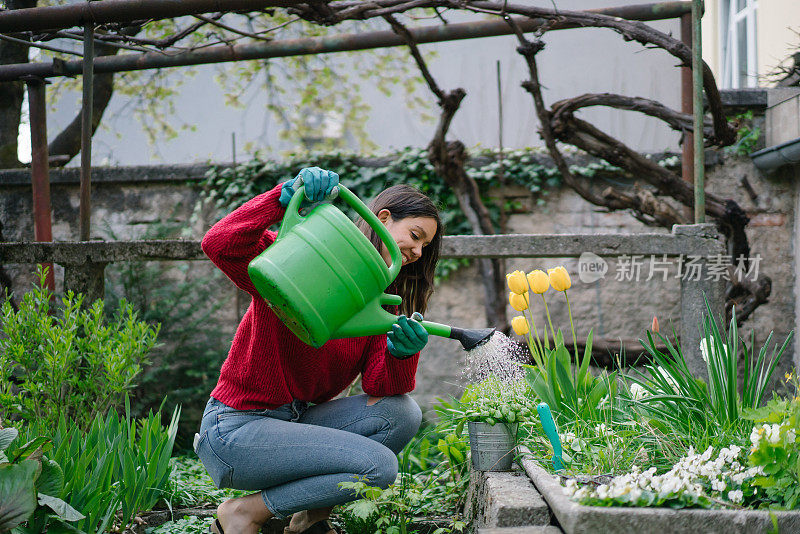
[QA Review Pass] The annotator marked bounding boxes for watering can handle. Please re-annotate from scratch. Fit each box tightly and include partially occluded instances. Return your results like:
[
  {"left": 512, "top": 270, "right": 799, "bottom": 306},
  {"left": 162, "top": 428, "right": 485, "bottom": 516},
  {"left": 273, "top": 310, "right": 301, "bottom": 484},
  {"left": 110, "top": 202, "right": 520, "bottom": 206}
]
[{"left": 279, "top": 183, "right": 403, "bottom": 281}]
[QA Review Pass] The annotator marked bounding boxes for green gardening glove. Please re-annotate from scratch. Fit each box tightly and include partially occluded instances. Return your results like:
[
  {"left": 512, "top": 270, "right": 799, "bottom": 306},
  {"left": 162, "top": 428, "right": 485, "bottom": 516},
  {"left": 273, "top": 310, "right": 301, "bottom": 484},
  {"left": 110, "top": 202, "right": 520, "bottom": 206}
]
[
  {"left": 279, "top": 166, "right": 339, "bottom": 208},
  {"left": 386, "top": 312, "right": 428, "bottom": 360}
]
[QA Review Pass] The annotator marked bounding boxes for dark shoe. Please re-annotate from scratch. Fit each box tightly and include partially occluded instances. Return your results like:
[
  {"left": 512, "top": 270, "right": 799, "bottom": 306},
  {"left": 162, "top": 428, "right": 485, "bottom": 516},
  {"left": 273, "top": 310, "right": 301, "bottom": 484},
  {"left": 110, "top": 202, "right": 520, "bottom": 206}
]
[{"left": 209, "top": 518, "right": 224, "bottom": 534}]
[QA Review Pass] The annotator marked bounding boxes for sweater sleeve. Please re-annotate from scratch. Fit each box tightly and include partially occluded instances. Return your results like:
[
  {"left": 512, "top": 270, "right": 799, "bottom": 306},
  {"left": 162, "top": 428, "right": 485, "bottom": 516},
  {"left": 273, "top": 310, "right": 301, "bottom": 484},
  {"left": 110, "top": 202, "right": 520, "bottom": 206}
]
[
  {"left": 360, "top": 333, "right": 420, "bottom": 396},
  {"left": 201, "top": 183, "right": 286, "bottom": 296}
]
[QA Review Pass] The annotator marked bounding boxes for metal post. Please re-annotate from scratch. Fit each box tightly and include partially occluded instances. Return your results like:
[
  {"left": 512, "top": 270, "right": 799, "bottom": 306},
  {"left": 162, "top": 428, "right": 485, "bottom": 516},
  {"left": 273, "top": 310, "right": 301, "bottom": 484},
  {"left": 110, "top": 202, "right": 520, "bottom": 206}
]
[
  {"left": 680, "top": 13, "right": 694, "bottom": 221},
  {"left": 24, "top": 77, "right": 55, "bottom": 292},
  {"left": 80, "top": 23, "right": 94, "bottom": 241},
  {"left": 692, "top": 0, "right": 705, "bottom": 223}
]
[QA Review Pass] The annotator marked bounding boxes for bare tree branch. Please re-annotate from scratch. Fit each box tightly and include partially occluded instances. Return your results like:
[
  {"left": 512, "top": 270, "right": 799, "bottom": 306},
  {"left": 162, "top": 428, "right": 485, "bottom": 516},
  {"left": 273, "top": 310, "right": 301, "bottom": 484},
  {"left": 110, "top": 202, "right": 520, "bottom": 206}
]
[
  {"left": 385, "top": 12, "right": 507, "bottom": 329},
  {"left": 451, "top": 0, "right": 736, "bottom": 146},
  {"left": 551, "top": 93, "right": 714, "bottom": 140}
]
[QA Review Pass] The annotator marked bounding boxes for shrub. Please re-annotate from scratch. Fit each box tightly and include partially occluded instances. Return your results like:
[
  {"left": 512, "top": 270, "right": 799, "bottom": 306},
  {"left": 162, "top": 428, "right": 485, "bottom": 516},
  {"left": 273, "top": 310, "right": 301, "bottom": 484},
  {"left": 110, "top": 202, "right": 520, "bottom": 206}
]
[{"left": 0, "top": 267, "right": 158, "bottom": 431}]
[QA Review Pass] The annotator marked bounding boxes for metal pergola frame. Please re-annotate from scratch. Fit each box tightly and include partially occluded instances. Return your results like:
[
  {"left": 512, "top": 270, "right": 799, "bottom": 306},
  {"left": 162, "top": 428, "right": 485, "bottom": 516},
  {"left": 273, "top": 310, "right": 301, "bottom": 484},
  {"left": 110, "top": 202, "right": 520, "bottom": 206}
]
[{"left": 0, "top": 0, "right": 704, "bottom": 293}]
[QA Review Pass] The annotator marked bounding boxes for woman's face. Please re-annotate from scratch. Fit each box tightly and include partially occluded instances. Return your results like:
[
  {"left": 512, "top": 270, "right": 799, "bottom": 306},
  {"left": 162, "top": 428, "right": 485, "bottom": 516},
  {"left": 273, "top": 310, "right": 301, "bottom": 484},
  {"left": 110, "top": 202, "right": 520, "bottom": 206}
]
[{"left": 377, "top": 209, "right": 438, "bottom": 267}]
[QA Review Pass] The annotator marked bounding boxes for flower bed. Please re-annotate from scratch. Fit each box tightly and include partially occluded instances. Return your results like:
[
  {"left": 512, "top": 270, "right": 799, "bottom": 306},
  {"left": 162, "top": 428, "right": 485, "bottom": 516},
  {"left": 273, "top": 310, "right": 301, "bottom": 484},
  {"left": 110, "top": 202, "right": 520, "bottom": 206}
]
[
  {"left": 520, "top": 452, "right": 800, "bottom": 534},
  {"left": 484, "top": 265, "right": 800, "bottom": 523}
]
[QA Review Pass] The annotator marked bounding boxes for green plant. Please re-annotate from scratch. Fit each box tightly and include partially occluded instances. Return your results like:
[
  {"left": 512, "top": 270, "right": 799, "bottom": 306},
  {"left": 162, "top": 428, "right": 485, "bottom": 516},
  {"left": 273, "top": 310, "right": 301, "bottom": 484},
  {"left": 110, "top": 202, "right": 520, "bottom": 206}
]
[
  {"left": 337, "top": 476, "right": 465, "bottom": 534},
  {"left": 17, "top": 402, "right": 181, "bottom": 533},
  {"left": 524, "top": 331, "right": 618, "bottom": 424},
  {"left": 450, "top": 378, "right": 536, "bottom": 427},
  {"left": 147, "top": 515, "right": 214, "bottom": 534},
  {"left": 745, "top": 379, "right": 800, "bottom": 509},
  {"left": 0, "top": 267, "right": 159, "bottom": 431},
  {"left": 630, "top": 299, "right": 793, "bottom": 442},
  {"left": 163, "top": 455, "right": 246, "bottom": 509},
  {"left": 0, "top": 425, "right": 83, "bottom": 533},
  {"left": 725, "top": 111, "right": 762, "bottom": 156}
]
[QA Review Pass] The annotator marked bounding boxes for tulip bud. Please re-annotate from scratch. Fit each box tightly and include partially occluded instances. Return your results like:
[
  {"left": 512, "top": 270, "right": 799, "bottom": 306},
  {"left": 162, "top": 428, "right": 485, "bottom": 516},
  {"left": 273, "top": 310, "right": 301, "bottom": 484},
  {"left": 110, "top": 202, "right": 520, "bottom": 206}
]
[
  {"left": 651, "top": 316, "right": 659, "bottom": 333},
  {"left": 506, "top": 270, "right": 528, "bottom": 294},
  {"left": 511, "top": 315, "right": 530, "bottom": 336},
  {"left": 527, "top": 269, "right": 550, "bottom": 294},
  {"left": 509, "top": 292, "right": 529, "bottom": 311},
  {"left": 548, "top": 266, "right": 571, "bottom": 292}
]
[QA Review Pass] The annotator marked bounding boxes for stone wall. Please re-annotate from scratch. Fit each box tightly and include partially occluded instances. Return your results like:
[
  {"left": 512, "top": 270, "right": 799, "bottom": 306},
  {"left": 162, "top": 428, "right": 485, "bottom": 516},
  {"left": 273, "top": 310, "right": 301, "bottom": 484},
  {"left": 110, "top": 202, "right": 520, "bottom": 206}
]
[{"left": 1, "top": 154, "right": 797, "bottom": 409}]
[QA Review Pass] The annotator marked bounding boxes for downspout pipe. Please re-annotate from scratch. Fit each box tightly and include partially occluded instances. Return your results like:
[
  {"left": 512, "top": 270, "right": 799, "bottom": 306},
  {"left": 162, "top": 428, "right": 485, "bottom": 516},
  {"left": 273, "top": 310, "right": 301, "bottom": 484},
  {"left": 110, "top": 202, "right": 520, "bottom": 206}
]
[{"left": 750, "top": 137, "right": 800, "bottom": 172}]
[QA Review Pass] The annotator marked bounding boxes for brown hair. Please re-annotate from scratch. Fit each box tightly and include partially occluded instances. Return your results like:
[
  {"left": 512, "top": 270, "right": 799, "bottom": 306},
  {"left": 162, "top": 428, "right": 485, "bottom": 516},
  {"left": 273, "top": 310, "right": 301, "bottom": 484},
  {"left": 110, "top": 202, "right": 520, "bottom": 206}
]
[{"left": 356, "top": 184, "right": 442, "bottom": 316}]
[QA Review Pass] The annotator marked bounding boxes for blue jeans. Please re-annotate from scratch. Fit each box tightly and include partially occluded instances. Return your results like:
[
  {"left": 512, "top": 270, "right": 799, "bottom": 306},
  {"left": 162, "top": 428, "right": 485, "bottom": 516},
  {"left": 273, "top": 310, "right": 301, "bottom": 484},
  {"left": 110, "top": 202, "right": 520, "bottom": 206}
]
[{"left": 195, "top": 394, "right": 422, "bottom": 520}]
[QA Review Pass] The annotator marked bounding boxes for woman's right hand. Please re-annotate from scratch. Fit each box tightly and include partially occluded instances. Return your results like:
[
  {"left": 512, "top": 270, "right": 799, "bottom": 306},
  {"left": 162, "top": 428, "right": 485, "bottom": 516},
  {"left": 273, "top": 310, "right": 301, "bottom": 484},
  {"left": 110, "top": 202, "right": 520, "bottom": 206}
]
[{"left": 279, "top": 167, "right": 339, "bottom": 207}]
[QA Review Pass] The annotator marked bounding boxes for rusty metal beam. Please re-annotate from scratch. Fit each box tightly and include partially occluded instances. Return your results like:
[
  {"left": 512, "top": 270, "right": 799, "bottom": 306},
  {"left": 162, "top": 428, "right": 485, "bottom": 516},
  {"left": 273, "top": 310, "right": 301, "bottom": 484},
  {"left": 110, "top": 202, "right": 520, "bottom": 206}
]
[
  {"left": 80, "top": 24, "right": 93, "bottom": 241},
  {"left": 24, "top": 77, "right": 55, "bottom": 292},
  {"left": 680, "top": 12, "right": 693, "bottom": 221},
  {"left": 0, "top": 1, "right": 691, "bottom": 82},
  {"left": 0, "top": 0, "right": 295, "bottom": 33}
]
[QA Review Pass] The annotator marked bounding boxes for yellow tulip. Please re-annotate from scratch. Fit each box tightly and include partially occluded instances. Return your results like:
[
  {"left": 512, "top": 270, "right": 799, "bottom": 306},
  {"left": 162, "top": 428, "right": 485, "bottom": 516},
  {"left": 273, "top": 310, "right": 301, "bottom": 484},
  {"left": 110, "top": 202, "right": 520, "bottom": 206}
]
[
  {"left": 509, "top": 292, "right": 529, "bottom": 311},
  {"left": 511, "top": 315, "right": 530, "bottom": 336},
  {"left": 506, "top": 270, "right": 528, "bottom": 294},
  {"left": 548, "top": 266, "right": 571, "bottom": 292},
  {"left": 527, "top": 270, "right": 550, "bottom": 294}
]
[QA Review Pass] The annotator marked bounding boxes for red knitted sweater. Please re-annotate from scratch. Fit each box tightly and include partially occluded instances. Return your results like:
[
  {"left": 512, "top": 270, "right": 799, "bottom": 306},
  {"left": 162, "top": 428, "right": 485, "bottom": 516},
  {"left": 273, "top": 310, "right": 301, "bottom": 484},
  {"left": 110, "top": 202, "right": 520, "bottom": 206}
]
[{"left": 202, "top": 183, "right": 420, "bottom": 410}]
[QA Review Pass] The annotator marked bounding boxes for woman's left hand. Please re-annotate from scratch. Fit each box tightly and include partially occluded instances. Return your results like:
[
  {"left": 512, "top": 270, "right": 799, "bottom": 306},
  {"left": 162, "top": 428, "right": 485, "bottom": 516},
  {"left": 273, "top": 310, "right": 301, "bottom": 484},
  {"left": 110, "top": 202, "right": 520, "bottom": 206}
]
[{"left": 387, "top": 312, "right": 428, "bottom": 359}]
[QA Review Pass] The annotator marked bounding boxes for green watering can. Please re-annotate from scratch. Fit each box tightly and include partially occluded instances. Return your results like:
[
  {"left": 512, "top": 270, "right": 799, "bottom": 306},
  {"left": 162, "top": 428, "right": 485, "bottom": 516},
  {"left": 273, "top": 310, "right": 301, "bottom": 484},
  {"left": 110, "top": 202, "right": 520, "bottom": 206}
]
[{"left": 248, "top": 183, "right": 495, "bottom": 350}]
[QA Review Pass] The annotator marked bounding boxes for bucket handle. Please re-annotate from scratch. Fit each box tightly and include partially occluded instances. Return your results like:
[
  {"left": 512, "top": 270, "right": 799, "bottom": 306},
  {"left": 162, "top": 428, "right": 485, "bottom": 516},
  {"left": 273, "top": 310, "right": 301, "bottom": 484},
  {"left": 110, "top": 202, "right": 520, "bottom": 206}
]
[{"left": 278, "top": 183, "right": 402, "bottom": 281}]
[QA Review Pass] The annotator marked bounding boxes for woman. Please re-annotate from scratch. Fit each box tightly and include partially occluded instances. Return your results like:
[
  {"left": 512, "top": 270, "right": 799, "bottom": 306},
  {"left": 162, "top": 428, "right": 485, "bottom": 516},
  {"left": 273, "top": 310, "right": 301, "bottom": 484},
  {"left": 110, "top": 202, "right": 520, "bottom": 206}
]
[{"left": 196, "top": 167, "right": 443, "bottom": 534}]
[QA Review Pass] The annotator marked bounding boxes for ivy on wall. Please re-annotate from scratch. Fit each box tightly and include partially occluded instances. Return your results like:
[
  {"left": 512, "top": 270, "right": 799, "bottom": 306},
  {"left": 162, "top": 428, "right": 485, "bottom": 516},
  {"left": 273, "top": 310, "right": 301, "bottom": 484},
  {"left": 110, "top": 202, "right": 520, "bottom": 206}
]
[{"left": 196, "top": 146, "right": 625, "bottom": 278}]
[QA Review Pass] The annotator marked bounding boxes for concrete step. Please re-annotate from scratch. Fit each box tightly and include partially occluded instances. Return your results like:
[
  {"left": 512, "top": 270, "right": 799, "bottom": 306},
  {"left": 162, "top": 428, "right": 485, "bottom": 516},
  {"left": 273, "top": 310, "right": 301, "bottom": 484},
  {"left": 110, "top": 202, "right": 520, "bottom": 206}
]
[{"left": 466, "top": 469, "right": 552, "bottom": 528}]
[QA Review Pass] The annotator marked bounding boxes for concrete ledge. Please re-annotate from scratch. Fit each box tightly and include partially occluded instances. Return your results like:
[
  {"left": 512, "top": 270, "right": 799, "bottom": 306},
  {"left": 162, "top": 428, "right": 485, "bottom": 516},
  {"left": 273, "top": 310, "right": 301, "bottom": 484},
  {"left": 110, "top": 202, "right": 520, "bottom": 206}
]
[
  {"left": 0, "top": 239, "right": 205, "bottom": 263},
  {"left": 520, "top": 452, "right": 800, "bottom": 534},
  {"left": 0, "top": 227, "right": 726, "bottom": 264},
  {"left": 718, "top": 89, "right": 768, "bottom": 110},
  {"left": 0, "top": 164, "right": 212, "bottom": 186}
]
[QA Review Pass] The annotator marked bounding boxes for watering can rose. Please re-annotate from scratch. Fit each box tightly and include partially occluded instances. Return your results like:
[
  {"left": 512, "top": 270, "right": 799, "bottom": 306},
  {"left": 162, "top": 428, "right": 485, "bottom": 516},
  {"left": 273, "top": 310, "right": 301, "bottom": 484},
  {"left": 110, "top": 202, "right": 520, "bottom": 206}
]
[
  {"left": 527, "top": 270, "right": 549, "bottom": 294},
  {"left": 507, "top": 270, "right": 528, "bottom": 294},
  {"left": 548, "top": 266, "right": 571, "bottom": 292},
  {"left": 509, "top": 292, "right": 529, "bottom": 311},
  {"left": 511, "top": 316, "right": 530, "bottom": 335}
]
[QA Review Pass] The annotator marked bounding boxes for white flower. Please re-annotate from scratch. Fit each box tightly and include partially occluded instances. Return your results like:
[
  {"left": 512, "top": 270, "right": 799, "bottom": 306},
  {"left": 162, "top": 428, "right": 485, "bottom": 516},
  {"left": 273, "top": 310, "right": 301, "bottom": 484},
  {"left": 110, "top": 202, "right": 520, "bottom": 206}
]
[
  {"left": 765, "top": 424, "right": 781, "bottom": 444},
  {"left": 728, "top": 489, "right": 743, "bottom": 503},
  {"left": 596, "top": 423, "right": 609, "bottom": 437},
  {"left": 749, "top": 425, "right": 763, "bottom": 448},
  {"left": 651, "top": 366, "right": 680, "bottom": 393},
  {"left": 630, "top": 383, "right": 647, "bottom": 400},
  {"left": 699, "top": 337, "right": 728, "bottom": 363}
]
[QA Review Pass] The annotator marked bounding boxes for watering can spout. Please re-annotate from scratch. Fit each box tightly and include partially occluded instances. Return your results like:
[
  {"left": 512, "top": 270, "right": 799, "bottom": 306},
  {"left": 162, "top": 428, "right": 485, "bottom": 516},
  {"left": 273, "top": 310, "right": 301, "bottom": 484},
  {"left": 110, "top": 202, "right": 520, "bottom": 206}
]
[{"left": 332, "top": 293, "right": 403, "bottom": 339}]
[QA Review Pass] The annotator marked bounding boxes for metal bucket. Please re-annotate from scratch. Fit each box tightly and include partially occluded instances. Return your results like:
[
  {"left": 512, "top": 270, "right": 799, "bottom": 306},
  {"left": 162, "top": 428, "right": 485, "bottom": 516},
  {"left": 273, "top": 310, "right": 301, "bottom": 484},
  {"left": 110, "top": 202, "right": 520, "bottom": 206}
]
[{"left": 468, "top": 421, "right": 518, "bottom": 471}]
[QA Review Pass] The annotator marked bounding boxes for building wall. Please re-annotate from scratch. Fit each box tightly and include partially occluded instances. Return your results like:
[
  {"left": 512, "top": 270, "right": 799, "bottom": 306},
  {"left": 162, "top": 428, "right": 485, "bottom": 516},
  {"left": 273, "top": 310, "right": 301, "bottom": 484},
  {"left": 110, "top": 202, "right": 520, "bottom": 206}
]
[
  {"left": 703, "top": 0, "right": 800, "bottom": 85},
  {"left": 2, "top": 153, "right": 796, "bottom": 409}
]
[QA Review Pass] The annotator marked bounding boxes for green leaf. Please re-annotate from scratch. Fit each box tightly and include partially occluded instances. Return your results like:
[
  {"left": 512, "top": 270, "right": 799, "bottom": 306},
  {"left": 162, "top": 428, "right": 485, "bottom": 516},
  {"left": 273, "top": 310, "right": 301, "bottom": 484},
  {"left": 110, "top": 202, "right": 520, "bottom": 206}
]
[
  {"left": 0, "top": 459, "right": 40, "bottom": 530},
  {"left": 37, "top": 493, "right": 85, "bottom": 522},
  {"left": 349, "top": 499, "right": 378, "bottom": 519},
  {"left": 0, "top": 428, "right": 18, "bottom": 452},
  {"left": 577, "top": 329, "right": 594, "bottom": 387},
  {"left": 37, "top": 458, "right": 64, "bottom": 498}
]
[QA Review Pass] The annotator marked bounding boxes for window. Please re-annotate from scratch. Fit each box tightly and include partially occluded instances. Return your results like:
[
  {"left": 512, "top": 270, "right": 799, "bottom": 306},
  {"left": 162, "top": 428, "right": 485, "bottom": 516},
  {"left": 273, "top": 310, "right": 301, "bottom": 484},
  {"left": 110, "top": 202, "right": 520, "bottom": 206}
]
[{"left": 720, "top": 0, "right": 758, "bottom": 88}]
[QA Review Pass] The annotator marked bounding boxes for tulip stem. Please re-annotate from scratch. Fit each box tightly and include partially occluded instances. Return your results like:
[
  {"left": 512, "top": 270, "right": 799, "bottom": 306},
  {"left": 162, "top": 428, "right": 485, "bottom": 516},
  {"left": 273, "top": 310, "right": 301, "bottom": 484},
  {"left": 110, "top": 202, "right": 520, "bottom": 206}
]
[
  {"left": 565, "top": 291, "right": 578, "bottom": 363},
  {"left": 541, "top": 294, "right": 555, "bottom": 350},
  {"left": 526, "top": 307, "right": 546, "bottom": 369}
]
